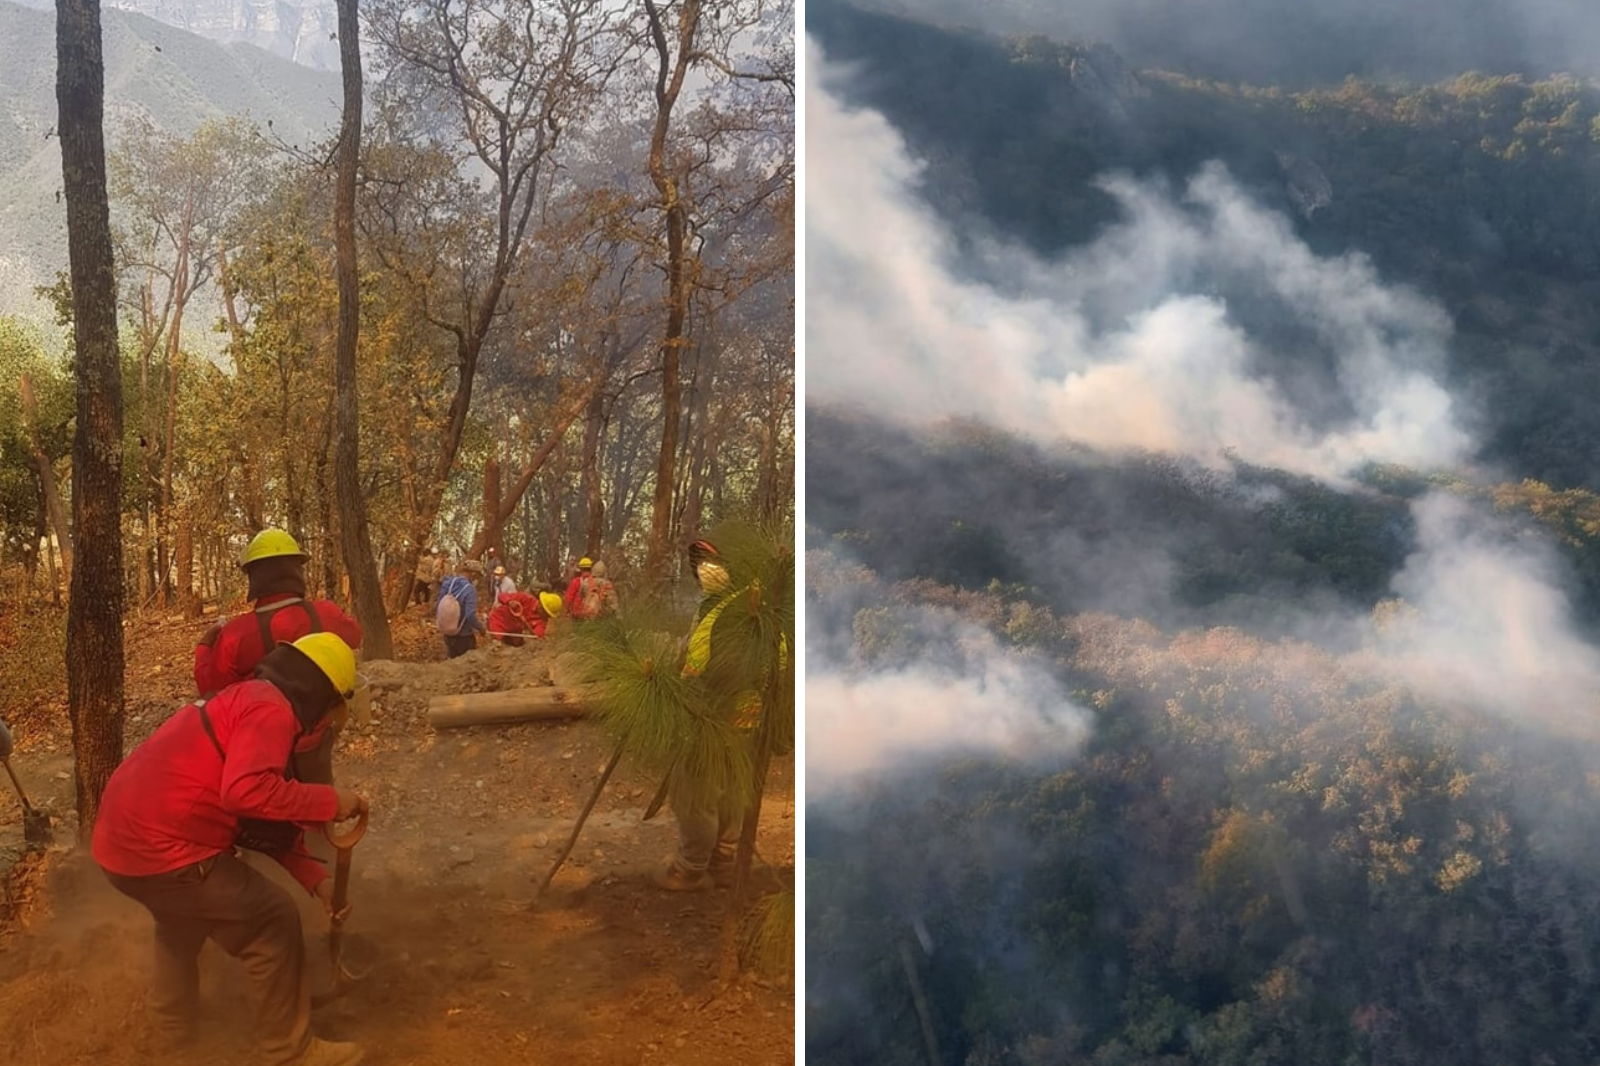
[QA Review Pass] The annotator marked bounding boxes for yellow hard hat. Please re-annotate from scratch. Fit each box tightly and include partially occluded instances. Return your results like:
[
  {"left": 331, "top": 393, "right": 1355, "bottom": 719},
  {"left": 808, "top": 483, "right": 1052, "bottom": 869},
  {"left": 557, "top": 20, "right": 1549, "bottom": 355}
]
[
  {"left": 539, "top": 591, "right": 564, "bottom": 618},
  {"left": 240, "top": 528, "right": 309, "bottom": 568},
  {"left": 577, "top": 557, "right": 593, "bottom": 570},
  {"left": 286, "top": 633, "right": 358, "bottom": 700}
]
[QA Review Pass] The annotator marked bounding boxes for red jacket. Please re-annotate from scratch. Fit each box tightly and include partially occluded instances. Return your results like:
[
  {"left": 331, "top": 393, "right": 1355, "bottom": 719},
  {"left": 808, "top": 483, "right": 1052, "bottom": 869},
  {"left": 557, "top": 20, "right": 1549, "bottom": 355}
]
[
  {"left": 91, "top": 680, "right": 339, "bottom": 892},
  {"left": 564, "top": 573, "right": 591, "bottom": 618},
  {"left": 195, "top": 594, "right": 363, "bottom": 697},
  {"left": 488, "top": 591, "right": 547, "bottom": 645}
]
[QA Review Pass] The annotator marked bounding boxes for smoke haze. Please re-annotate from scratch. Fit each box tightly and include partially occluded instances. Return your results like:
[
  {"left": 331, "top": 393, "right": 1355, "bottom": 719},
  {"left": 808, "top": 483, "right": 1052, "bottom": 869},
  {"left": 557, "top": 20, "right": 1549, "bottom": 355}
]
[
  {"left": 831, "top": 0, "right": 1600, "bottom": 86},
  {"left": 806, "top": 607, "right": 1091, "bottom": 789},
  {"left": 808, "top": 41, "right": 1600, "bottom": 769},
  {"left": 1369, "top": 493, "right": 1600, "bottom": 734},
  {"left": 807, "top": 45, "right": 1473, "bottom": 486}
]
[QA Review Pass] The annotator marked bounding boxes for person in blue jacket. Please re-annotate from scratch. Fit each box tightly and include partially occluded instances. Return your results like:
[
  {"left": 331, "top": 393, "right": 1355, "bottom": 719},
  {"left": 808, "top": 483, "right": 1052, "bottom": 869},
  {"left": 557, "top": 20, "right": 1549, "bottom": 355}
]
[{"left": 435, "top": 558, "right": 486, "bottom": 658}]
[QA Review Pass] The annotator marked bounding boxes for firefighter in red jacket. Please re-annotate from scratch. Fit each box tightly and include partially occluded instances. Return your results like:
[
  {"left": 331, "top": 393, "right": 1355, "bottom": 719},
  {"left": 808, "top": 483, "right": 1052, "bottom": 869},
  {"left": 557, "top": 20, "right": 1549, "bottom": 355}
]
[
  {"left": 488, "top": 590, "right": 563, "bottom": 646},
  {"left": 563, "top": 556, "right": 595, "bottom": 617},
  {"left": 93, "top": 633, "right": 370, "bottom": 1066},
  {"left": 196, "top": 530, "right": 364, "bottom": 697},
  {"left": 196, "top": 529, "right": 363, "bottom": 788}
]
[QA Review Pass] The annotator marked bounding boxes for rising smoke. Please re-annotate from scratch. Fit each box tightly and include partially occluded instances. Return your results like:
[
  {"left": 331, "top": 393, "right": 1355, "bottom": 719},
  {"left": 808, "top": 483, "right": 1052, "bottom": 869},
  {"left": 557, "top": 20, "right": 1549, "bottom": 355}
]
[
  {"left": 807, "top": 45, "right": 1473, "bottom": 487},
  {"left": 1368, "top": 493, "right": 1600, "bottom": 737},
  {"left": 806, "top": 600, "right": 1091, "bottom": 790},
  {"left": 807, "top": 39, "right": 1600, "bottom": 775}
]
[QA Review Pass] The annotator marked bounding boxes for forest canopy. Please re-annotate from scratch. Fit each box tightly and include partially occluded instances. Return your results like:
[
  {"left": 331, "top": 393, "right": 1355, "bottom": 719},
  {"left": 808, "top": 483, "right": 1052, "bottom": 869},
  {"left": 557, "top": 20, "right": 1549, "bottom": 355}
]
[{"left": 807, "top": 6, "right": 1600, "bottom": 1059}]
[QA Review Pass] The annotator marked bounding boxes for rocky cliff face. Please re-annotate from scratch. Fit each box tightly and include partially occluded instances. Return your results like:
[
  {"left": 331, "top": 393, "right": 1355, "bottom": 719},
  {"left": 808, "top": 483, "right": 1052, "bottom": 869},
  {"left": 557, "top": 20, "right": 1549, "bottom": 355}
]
[
  {"left": 12, "top": 0, "right": 340, "bottom": 68},
  {"left": 114, "top": 0, "right": 340, "bottom": 68}
]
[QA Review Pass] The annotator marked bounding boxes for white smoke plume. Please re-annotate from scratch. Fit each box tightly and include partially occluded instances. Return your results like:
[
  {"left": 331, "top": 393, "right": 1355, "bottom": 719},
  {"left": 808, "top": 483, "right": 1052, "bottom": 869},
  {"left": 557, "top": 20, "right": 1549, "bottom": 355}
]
[
  {"left": 806, "top": 615, "right": 1091, "bottom": 788},
  {"left": 805, "top": 41, "right": 1600, "bottom": 775},
  {"left": 1366, "top": 493, "right": 1600, "bottom": 734},
  {"left": 806, "top": 42, "right": 1472, "bottom": 483}
]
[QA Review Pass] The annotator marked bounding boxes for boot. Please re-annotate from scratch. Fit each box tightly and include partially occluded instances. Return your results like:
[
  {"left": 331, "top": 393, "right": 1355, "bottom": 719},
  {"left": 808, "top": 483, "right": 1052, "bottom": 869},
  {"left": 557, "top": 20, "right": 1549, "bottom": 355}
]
[
  {"left": 653, "top": 861, "right": 713, "bottom": 892},
  {"left": 283, "top": 1037, "right": 366, "bottom": 1066},
  {"left": 133, "top": 1022, "right": 195, "bottom": 1058}
]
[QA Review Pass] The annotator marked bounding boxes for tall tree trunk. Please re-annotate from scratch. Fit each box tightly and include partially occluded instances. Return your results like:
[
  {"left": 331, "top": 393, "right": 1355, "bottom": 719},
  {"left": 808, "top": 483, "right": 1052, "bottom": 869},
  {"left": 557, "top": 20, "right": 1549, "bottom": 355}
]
[
  {"left": 216, "top": 245, "right": 246, "bottom": 344},
  {"left": 239, "top": 447, "right": 265, "bottom": 530},
  {"left": 139, "top": 509, "right": 155, "bottom": 604},
  {"left": 277, "top": 342, "right": 304, "bottom": 539},
  {"left": 678, "top": 334, "right": 716, "bottom": 540},
  {"left": 18, "top": 373, "right": 73, "bottom": 586},
  {"left": 157, "top": 225, "right": 191, "bottom": 608},
  {"left": 520, "top": 480, "right": 534, "bottom": 578},
  {"left": 386, "top": 425, "right": 424, "bottom": 615},
  {"left": 482, "top": 451, "right": 503, "bottom": 560},
  {"left": 462, "top": 387, "right": 596, "bottom": 560},
  {"left": 58, "top": 0, "right": 126, "bottom": 838},
  {"left": 542, "top": 472, "right": 562, "bottom": 590},
  {"left": 640, "top": 0, "right": 700, "bottom": 588},
  {"left": 40, "top": 508, "right": 60, "bottom": 606},
  {"left": 21, "top": 538, "right": 38, "bottom": 600},
  {"left": 315, "top": 400, "right": 337, "bottom": 600},
  {"left": 175, "top": 508, "right": 197, "bottom": 617},
  {"left": 579, "top": 388, "right": 605, "bottom": 555},
  {"left": 332, "top": 0, "right": 393, "bottom": 659}
]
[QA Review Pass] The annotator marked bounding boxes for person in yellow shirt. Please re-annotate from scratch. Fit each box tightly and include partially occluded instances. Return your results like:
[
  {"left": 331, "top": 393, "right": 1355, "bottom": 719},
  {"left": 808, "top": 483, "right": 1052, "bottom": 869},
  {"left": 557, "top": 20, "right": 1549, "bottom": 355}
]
[{"left": 656, "top": 537, "right": 759, "bottom": 891}]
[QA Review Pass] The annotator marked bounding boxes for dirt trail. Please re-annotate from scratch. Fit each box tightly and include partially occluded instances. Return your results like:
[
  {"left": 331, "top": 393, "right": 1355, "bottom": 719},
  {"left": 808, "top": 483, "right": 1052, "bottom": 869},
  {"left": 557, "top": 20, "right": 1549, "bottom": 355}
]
[{"left": 0, "top": 613, "right": 795, "bottom": 1066}]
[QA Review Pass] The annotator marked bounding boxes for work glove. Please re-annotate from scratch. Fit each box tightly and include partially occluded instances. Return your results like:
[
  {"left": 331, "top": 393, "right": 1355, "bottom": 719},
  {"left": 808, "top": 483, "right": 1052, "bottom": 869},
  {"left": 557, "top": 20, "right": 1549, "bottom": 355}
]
[
  {"left": 0, "top": 718, "right": 13, "bottom": 760},
  {"left": 198, "top": 622, "right": 223, "bottom": 648}
]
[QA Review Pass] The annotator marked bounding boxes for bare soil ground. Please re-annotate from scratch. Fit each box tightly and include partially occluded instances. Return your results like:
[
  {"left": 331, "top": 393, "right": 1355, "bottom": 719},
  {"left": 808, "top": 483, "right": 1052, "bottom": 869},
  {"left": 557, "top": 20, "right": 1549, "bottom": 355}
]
[{"left": 0, "top": 609, "right": 795, "bottom": 1066}]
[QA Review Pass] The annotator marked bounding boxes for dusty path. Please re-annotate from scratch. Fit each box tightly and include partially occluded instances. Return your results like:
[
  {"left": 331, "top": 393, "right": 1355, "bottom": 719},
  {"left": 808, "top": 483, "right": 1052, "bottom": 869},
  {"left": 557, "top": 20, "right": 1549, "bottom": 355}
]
[{"left": 0, "top": 613, "right": 795, "bottom": 1066}]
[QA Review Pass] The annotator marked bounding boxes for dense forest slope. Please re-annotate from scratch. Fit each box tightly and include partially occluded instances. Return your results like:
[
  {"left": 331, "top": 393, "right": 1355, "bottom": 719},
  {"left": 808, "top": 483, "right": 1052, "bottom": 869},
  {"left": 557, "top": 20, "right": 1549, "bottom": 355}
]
[
  {"left": 806, "top": 410, "right": 1600, "bottom": 1063},
  {"left": 808, "top": 553, "right": 1600, "bottom": 1065},
  {"left": 808, "top": 0, "right": 1600, "bottom": 492},
  {"left": 807, "top": 5, "right": 1600, "bottom": 1063}
]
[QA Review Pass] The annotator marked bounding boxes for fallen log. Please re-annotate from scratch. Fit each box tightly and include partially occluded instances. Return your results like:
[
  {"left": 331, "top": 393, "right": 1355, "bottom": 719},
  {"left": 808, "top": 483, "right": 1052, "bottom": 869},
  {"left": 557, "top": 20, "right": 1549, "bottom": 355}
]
[{"left": 426, "top": 685, "right": 598, "bottom": 729}]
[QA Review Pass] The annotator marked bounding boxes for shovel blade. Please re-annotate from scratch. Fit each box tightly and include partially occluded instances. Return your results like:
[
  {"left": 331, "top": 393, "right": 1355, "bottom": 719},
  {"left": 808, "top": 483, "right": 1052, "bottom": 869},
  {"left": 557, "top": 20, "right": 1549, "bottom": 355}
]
[
  {"left": 309, "top": 930, "right": 377, "bottom": 1009},
  {"left": 21, "top": 809, "right": 52, "bottom": 847}
]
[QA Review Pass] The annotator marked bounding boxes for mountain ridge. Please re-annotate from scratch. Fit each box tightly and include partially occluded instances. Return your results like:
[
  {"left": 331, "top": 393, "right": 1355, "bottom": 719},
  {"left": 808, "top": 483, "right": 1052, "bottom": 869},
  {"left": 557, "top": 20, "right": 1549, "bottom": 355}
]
[
  {"left": 0, "top": 0, "right": 340, "bottom": 323},
  {"left": 10, "top": 0, "right": 340, "bottom": 70}
]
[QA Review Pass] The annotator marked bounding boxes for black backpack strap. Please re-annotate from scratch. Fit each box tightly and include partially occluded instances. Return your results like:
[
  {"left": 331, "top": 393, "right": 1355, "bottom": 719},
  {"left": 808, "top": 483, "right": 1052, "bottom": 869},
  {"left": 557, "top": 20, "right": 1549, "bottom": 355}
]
[
  {"left": 196, "top": 698, "right": 304, "bottom": 857},
  {"left": 253, "top": 597, "right": 310, "bottom": 650},
  {"left": 195, "top": 697, "right": 297, "bottom": 777},
  {"left": 194, "top": 700, "right": 223, "bottom": 760}
]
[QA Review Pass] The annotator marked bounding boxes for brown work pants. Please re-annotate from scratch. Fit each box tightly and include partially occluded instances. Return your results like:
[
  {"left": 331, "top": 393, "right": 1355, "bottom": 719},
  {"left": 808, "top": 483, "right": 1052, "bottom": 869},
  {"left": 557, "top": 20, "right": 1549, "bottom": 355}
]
[
  {"left": 668, "top": 769, "right": 742, "bottom": 873},
  {"left": 103, "top": 852, "right": 312, "bottom": 1065}
]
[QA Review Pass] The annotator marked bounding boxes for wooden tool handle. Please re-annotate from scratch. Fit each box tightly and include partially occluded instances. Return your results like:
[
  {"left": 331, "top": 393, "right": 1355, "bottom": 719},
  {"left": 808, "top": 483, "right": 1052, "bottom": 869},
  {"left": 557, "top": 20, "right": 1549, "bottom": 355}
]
[{"left": 323, "top": 805, "right": 369, "bottom": 850}]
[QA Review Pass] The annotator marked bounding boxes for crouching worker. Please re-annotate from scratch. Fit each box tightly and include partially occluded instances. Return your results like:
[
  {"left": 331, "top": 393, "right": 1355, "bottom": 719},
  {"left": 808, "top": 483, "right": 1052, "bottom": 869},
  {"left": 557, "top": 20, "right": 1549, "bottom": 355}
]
[
  {"left": 92, "top": 633, "right": 371, "bottom": 1066},
  {"left": 488, "top": 590, "right": 563, "bottom": 646}
]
